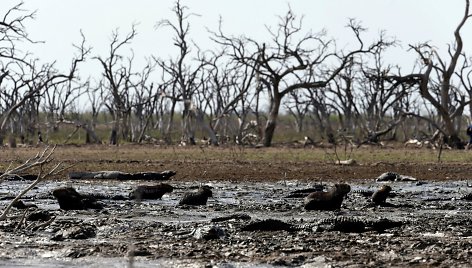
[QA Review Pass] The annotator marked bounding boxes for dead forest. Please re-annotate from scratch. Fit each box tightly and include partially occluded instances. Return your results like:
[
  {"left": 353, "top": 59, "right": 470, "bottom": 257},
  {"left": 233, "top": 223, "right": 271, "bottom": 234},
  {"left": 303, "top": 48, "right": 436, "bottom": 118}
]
[{"left": 1, "top": 1, "right": 472, "bottom": 149}]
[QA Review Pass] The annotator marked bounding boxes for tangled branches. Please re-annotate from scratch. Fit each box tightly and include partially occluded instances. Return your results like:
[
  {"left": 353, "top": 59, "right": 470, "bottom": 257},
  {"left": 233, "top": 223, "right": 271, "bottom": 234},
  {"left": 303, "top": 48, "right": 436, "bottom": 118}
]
[{"left": 0, "top": 145, "right": 68, "bottom": 224}]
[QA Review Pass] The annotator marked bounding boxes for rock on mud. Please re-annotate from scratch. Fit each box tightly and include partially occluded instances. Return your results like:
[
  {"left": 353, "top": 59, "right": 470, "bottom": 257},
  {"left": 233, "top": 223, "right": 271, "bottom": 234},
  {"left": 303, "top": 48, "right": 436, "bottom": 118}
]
[
  {"left": 193, "top": 225, "right": 226, "bottom": 240},
  {"left": 52, "top": 223, "right": 97, "bottom": 241}
]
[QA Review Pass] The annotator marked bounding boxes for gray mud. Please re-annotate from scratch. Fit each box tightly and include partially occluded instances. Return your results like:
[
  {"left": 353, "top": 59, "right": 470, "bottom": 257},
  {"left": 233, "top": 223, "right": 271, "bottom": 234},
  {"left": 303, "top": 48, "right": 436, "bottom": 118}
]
[{"left": 1, "top": 179, "right": 472, "bottom": 267}]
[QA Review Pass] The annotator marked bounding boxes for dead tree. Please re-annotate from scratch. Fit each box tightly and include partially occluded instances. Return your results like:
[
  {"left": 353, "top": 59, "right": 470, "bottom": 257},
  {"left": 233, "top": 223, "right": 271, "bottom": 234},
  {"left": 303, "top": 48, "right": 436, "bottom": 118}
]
[
  {"left": 81, "top": 79, "right": 106, "bottom": 144},
  {"left": 86, "top": 79, "right": 104, "bottom": 131},
  {"left": 95, "top": 26, "right": 137, "bottom": 143},
  {"left": 284, "top": 90, "right": 311, "bottom": 133},
  {"left": 95, "top": 32, "right": 157, "bottom": 144},
  {"left": 49, "top": 79, "right": 103, "bottom": 145},
  {"left": 42, "top": 79, "right": 87, "bottom": 137},
  {"left": 0, "top": 3, "right": 37, "bottom": 144},
  {"left": 213, "top": 10, "right": 393, "bottom": 147},
  {"left": 388, "top": 0, "right": 471, "bottom": 148},
  {"left": 458, "top": 54, "right": 472, "bottom": 120},
  {"left": 154, "top": 0, "right": 210, "bottom": 145},
  {"left": 127, "top": 60, "right": 157, "bottom": 142},
  {"left": 196, "top": 43, "right": 261, "bottom": 145},
  {"left": 0, "top": 2, "right": 34, "bottom": 68},
  {"left": 306, "top": 89, "right": 337, "bottom": 141},
  {"left": 355, "top": 46, "right": 415, "bottom": 144},
  {"left": 325, "top": 58, "right": 361, "bottom": 139},
  {"left": 0, "top": 4, "right": 90, "bottom": 143}
]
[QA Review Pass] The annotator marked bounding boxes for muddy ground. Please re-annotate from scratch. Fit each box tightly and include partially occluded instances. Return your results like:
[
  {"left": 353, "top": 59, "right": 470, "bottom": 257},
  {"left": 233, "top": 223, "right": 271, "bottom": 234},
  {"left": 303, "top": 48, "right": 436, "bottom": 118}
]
[{"left": 1, "top": 145, "right": 472, "bottom": 267}]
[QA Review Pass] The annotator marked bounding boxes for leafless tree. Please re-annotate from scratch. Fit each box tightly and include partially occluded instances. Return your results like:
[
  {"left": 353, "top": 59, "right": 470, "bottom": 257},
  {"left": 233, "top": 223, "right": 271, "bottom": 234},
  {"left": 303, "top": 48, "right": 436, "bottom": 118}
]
[
  {"left": 152, "top": 75, "right": 173, "bottom": 137},
  {"left": 154, "top": 0, "right": 210, "bottom": 145},
  {"left": 457, "top": 54, "right": 472, "bottom": 120},
  {"left": 86, "top": 79, "right": 105, "bottom": 132},
  {"left": 213, "top": 9, "right": 393, "bottom": 147},
  {"left": 354, "top": 45, "right": 416, "bottom": 144},
  {"left": 198, "top": 37, "right": 262, "bottom": 144},
  {"left": 387, "top": 0, "right": 471, "bottom": 148},
  {"left": 284, "top": 90, "right": 311, "bottom": 133},
  {"left": 0, "top": 3, "right": 90, "bottom": 144},
  {"left": 0, "top": 3, "right": 38, "bottom": 143},
  {"left": 324, "top": 58, "right": 360, "bottom": 138},
  {"left": 48, "top": 79, "right": 104, "bottom": 145},
  {"left": 42, "top": 80, "right": 86, "bottom": 133},
  {"left": 304, "top": 89, "right": 336, "bottom": 142},
  {"left": 129, "top": 60, "right": 158, "bottom": 143},
  {"left": 95, "top": 26, "right": 138, "bottom": 144}
]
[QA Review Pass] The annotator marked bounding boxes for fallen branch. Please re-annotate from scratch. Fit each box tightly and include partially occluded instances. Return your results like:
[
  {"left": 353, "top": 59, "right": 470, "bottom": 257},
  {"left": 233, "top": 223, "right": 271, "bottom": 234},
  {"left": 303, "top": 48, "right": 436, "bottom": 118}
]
[
  {"left": 26, "top": 216, "right": 56, "bottom": 231},
  {"left": 0, "top": 145, "right": 71, "bottom": 221},
  {"left": 14, "top": 208, "right": 29, "bottom": 230},
  {"left": 0, "top": 145, "right": 56, "bottom": 184}
]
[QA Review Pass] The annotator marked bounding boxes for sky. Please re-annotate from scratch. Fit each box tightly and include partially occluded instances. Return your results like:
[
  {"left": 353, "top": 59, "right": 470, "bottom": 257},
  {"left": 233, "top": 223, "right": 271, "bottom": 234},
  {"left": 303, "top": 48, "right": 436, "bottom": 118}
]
[{"left": 2, "top": 0, "right": 471, "bottom": 83}]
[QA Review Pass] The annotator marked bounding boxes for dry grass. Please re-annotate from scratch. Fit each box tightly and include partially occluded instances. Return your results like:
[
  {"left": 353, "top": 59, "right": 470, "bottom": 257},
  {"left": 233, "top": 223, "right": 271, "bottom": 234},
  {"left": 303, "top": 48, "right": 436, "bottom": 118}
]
[
  {"left": 2, "top": 143, "right": 472, "bottom": 182},
  {"left": 2, "top": 143, "right": 472, "bottom": 165}
]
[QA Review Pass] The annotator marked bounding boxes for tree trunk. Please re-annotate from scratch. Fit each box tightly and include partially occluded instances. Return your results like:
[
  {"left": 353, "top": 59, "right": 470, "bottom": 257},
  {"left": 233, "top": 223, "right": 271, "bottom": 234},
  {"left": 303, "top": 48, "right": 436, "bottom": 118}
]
[
  {"left": 262, "top": 94, "right": 281, "bottom": 147},
  {"left": 109, "top": 128, "right": 118, "bottom": 145},
  {"left": 163, "top": 100, "right": 177, "bottom": 144},
  {"left": 8, "top": 135, "right": 16, "bottom": 148},
  {"left": 446, "top": 133, "right": 464, "bottom": 149},
  {"left": 121, "top": 112, "right": 131, "bottom": 142},
  {"left": 83, "top": 124, "right": 101, "bottom": 144},
  {"left": 295, "top": 114, "right": 304, "bottom": 133},
  {"left": 194, "top": 108, "right": 218, "bottom": 146},
  {"left": 182, "top": 101, "right": 196, "bottom": 145}
]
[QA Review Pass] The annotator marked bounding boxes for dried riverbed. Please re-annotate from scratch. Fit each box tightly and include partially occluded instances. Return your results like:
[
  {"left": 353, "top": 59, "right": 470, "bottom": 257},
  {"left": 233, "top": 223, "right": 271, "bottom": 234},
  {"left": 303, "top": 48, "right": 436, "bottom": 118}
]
[{"left": 1, "top": 177, "right": 472, "bottom": 267}]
